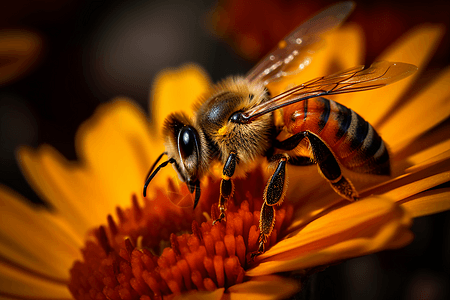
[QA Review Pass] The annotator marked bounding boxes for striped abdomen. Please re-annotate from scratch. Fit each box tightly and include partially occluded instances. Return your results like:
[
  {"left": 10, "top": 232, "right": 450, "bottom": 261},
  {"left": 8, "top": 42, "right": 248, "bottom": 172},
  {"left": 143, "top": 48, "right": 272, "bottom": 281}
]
[{"left": 283, "top": 97, "right": 390, "bottom": 175}]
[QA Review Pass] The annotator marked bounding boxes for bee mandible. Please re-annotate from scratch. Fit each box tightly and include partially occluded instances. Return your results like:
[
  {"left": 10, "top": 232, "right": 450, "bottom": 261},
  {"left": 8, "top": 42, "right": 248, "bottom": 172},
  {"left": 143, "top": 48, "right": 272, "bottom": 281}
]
[{"left": 143, "top": 2, "right": 417, "bottom": 255}]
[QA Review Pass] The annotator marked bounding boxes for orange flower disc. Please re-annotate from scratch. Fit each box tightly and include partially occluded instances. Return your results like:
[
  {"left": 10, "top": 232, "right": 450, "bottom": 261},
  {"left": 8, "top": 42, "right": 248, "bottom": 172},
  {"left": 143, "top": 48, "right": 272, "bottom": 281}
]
[{"left": 68, "top": 170, "right": 293, "bottom": 299}]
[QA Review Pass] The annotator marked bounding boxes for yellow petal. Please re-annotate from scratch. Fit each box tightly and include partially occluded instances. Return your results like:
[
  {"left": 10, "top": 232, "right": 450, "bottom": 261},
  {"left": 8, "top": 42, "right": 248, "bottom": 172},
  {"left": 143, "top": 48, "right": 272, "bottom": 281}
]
[
  {"left": 381, "top": 172, "right": 450, "bottom": 202},
  {"left": 390, "top": 119, "right": 450, "bottom": 174},
  {"left": 362, "top": 144, "right": 450, "bottom": 200},
  {"left": 0, "top": 262, "right": 71, "bottom": 299},
  {"left": 19, "top": 145, "right": 104, "bottom": 236},
  {"left": 286, "top": 166, "right": 343, "bottom": 231},
  {"left": 228, "top": 275, "right": 300, "bottom": 300},
  {"left": 0, "top": 185, "right": 81, "bottom": 282},
  {"left": 349, "top": 25, "right": 445, "bottom": 126},
  {"left": 247, "top": 197, "right": 412, "bottom": 275},
  {"left": 380, "top": 66, "right": 450, "bottom": 151},
  {"left": 268, "top": 24, "right": 364, "bottom": 96},
  {"left": 248, "top": 219, "right": 412, "bottom": 276},
  {"left": 286, "top": 165, "right": 331, "bottom": 203},
  {"left": 18, "top": 100, "right": 164, "bottom": 237},
  {"left": 151, "top": 64, "right": 211, "bottom": 133},
  {"left": 175, "top": 288, "right": 224, "bottom": 300},
  {"left": 272, "top": 197, "right": 410, "bottom": 256},
  {"left": 76, "top": 99, "right": 164, "bottom": 201},
  {"left": 400, "top": 188, "right": 450, "bottom": 218},
  {"left": 325, "top": 24, "right": 365, "bottom": 80},
  {"left": 406, "top": 143, "right": 450, "bottom": 175}
]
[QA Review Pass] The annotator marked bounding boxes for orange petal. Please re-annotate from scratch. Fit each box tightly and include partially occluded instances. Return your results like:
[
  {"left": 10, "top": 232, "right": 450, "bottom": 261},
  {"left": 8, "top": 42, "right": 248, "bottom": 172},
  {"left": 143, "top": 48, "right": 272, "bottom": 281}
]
[
  {"left": 228, "top": 275, "right": 300, "bottom": 300},
  {"left": 151, "top": 64, "right": 211, "bottom": 133},
  {"left": 380, "top": 66, "right": 450, "bottom": 151},
  {"left": 174, "top": 288, "right": 224, "bottom": 300},
  {"left": 0, "top": 184, "right": 82, "bottom": 282},
  {"left": 0, "top": 256, "right": 71, "bottom": 299},
  {"left": 268, "top": 24, "right": 364, "bottom": 96},
  {"left": 348, "top": 25, "right": 445, "bottom": 126},
  {"left": 247, "top": 197, "right": 412, "bottom": 275},
  {"left": 399, "top": 188, "right": 450, "bottom": 218},
  {"left": 0, "top": 29, "right": 43, "bottom": 85}
]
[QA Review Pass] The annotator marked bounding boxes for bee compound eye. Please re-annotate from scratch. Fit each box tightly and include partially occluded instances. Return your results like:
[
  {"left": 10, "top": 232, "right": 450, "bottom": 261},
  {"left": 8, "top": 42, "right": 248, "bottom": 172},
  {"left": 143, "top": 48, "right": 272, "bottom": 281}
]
[{"left": 178, "top": 126, "right": 197, "bottom": 160}]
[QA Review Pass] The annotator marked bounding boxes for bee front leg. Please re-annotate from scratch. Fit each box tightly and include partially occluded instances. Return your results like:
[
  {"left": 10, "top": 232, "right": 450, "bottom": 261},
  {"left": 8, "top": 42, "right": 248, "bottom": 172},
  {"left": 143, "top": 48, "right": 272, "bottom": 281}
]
[
  {"left": 254, "top": 155, "right": 288, "bottom": 256},
  {"left": 213, "top": 152, "right": 237, "bottom": 225}
]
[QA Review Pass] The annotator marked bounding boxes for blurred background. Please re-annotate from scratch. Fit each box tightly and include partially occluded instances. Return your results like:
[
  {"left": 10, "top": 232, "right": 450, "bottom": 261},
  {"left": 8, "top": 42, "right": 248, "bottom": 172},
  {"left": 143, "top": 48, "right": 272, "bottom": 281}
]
[{"left": 0, "top": 0, "right": 449, "bottom": 299}]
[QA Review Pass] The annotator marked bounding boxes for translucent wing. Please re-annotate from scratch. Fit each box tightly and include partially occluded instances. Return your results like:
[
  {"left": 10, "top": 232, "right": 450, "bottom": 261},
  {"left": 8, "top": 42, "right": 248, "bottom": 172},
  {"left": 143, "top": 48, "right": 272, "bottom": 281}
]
[
  {"left": 240, "top": 62, "right": 418, "bottom": 122},
  {"left": 246, "top": 1, "right": 355, "bottom": 85}
]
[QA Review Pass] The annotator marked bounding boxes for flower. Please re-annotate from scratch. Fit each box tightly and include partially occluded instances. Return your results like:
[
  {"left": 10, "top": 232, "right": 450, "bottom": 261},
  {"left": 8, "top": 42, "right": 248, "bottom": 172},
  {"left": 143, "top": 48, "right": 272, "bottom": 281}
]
[
  {"left": 0, "top": 29, "right": 43, "bottom": 86},
  {"left": 210, "top": 0, "right": 450, "bottom": 65},
  {"left": 1, "top": 22, "right": 450, "bottom": 300}
]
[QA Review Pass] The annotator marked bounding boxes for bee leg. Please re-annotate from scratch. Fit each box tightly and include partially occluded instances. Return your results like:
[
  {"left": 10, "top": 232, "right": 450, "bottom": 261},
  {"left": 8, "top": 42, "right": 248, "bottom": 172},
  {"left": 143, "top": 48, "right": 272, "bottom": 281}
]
[
  {"left": 251, "top": 202, "right": 276, "bottom": 258},
  {"left": 213, "top": 152, "right": 237, "bottom": 225},
  {"left": 273, "top": 130, "right": 307, "bottom": 150},
  {"left": 253, "top": 155, "right": 288, "bottom": 256},
  {"left": 305, "top": 131, "right": 359, "bottom": 201},
  {"left": 276, "top": 131, "right": 358, "bottom": 201}
]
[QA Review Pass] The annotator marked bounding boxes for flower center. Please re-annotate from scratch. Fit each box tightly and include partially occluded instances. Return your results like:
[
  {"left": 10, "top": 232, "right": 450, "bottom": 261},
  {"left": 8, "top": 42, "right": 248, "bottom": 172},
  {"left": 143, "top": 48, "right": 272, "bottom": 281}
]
[{"left": 68, "top": 170, "right": 293, "bottom": 299}]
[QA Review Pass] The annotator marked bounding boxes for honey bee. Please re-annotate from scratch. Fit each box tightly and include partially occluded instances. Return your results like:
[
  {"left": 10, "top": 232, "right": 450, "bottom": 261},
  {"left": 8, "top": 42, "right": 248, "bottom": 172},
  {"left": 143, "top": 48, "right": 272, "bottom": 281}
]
[{"left": 143, "top": 2, "right": 417, "bottom": 255}]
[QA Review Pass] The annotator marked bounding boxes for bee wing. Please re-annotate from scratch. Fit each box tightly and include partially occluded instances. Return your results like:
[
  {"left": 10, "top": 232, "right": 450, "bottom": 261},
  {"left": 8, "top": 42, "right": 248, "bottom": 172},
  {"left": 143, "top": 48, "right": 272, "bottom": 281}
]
[
  {"left": 245, "top": 1, "right": 355, "bottom": 85},
  {"left": 242, "top": 61, "right": 418, "bottom": 121}
]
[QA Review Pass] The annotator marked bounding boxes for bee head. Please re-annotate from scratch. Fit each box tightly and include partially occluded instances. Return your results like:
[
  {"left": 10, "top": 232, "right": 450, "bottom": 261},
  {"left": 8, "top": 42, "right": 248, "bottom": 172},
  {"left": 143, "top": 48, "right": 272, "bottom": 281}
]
[{"left": 160, "top": 113, "right": 205, "bottom": 207}]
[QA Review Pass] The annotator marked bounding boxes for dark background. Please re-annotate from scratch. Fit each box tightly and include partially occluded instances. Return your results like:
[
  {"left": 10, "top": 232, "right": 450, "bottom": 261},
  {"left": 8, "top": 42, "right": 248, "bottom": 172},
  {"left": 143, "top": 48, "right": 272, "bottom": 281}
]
[{"left": 1, "top": 0, "right": 449, "bottom": 299}]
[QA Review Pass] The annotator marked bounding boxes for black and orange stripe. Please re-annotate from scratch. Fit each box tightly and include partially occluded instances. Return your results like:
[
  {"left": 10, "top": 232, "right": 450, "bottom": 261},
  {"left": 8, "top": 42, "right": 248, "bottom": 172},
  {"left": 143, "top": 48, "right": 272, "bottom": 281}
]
[{"left": 283, "top": 97, "right": 390, "bottom": 175}]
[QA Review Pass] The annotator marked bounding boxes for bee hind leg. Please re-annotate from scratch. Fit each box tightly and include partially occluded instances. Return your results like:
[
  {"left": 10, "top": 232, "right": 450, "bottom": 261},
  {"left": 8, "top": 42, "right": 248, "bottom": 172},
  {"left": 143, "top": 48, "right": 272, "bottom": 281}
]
[
  {"left": 253, "top": 154, "right": 288, "bottom": 257},
  {"left": 304, "top": 131, "right": 359, "bottom": 201},
  {"left": 276, "top": 130, "right": 359, "bottom": 201},
  {"left": 213, "top": 152, "right": 237, "bottom": 225}
]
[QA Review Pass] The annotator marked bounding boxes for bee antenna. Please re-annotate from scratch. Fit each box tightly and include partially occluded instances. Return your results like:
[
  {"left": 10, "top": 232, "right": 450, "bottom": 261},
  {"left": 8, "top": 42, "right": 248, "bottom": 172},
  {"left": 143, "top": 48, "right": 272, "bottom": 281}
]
[
  {"left": 143, "top": 154, "right": 174, "bottom": 197},
  {"left": 145, "top": 152, "right": 167, "bottom": 180}
]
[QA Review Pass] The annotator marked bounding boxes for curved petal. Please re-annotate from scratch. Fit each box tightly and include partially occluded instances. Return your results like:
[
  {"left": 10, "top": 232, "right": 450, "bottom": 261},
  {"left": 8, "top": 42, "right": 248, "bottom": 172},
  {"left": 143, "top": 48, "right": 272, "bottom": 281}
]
[
  {"left": 0, "top": 185, "right": 81, "bottom": 282},
  {"left": 363, "top": 154, "right": 450, "bottom": 201},
  {"left": 75, "top": 99, "right": 165, "bottom": 200},
  {"left": 391, "top": 121, "right": 450, "bottom": 174},
  {"left": 349, "top": 25, "right": 445, "bottom": 126},
  {"left": 0, "top": 29, "right": 43, "bottom": 85},
  {"left": 406, "top": 143, "right": 450, "bottom": 175},
  {"left": 228, "top": 275, "right": 300, "bottom": 300},
  {"left": 19, "top": 145, "right": 104, "bottom": 236},
  {"left": 247, "top": 197, "right": 412, "bottom": 276},
  {"left": 381, "top": 171, "right": 450, "bottom": 202},
  {"left": 287, "top": 180, "right": 342, "bottom": 231},
  {"left": 175, "top": 288, "right": 224, "bottom": 300},
  {"left": 247, "top": 220, "right": 412, "bottom": 276},
  {"left": 399, "top": 188, "right": 450, "bottom": 218},
  {"left": 18, "top": 100, "right": 164, "bottom": 238},
  {"left": 268, "top": 24, "right": 365, "bottom": 96},
  {"left": 379, "top": 66, "right": 450, "bottom": 151},
  {"left": 151, "top": 64, "right": 211, "bottom": 133},
  {"left": 0, "top": 262, "right": 71, "bottom": 299}
]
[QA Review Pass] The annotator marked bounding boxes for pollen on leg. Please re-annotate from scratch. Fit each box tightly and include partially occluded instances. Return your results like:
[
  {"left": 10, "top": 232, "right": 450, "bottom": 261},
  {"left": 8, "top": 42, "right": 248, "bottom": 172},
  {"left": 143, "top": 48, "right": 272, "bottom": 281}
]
[{"left": 68, "top": 171, "right": 293, "bottom": 299}]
